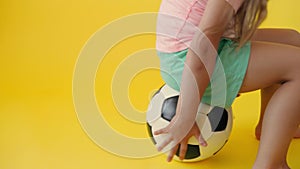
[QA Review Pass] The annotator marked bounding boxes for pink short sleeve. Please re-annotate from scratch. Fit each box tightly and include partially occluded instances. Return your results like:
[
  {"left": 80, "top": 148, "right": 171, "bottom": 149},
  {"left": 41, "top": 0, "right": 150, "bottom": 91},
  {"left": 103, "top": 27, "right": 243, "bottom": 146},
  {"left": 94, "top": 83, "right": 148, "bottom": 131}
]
[{"left": 225, "top": 0, "right": 244, "bottom": 13}]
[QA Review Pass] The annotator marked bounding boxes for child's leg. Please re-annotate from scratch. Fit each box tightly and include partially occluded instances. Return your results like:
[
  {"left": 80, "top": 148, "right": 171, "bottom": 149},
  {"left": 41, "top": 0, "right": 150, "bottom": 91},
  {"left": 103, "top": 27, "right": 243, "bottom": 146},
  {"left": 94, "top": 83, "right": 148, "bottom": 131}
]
[
  {"left": 252, "top": 28, "right": 300, "bottom": 47},
  {"left": 239, "top": 41, "right": 300, "bottom": 169},
  {"left": 255, "top": 84, "right": 279, "bottom": 140},
  {"left": 251, "top": 28, "right": 300, "bottom": 140},
  {"left": 256, "top": 84, "right": 300, "bottom": 140}
]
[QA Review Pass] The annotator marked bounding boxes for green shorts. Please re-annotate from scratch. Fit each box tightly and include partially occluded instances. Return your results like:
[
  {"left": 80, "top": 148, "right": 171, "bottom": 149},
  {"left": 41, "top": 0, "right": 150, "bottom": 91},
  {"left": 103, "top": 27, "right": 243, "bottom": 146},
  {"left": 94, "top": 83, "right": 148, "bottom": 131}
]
[{"left": 157, "top": 38, "right": 251, "bottom": 108}]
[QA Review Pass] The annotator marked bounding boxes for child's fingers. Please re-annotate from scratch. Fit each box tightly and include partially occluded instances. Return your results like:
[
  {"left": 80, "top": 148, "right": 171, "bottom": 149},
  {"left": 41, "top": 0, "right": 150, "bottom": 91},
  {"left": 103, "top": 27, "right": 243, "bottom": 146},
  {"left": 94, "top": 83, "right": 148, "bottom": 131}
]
[
  {"left": 154, "top": 127, "right": 167, "bottom": 135},
  {"left": 179, "top": 141, "right": 188, "bottom": 160},
  {"left": 192, "top": 123, "right": 207, "bottom": 146},
  {"left": 156, "top": 135, "right": 173, "bottom": 151},
  {"left": 167, "top": 145, "right": 178, "bottom": 162},
  {"left": 193, "top": 127, "right": 201, "bottom": 139},
  {"left": 198, "top": 134, "right": 207, "bottom": 147}
]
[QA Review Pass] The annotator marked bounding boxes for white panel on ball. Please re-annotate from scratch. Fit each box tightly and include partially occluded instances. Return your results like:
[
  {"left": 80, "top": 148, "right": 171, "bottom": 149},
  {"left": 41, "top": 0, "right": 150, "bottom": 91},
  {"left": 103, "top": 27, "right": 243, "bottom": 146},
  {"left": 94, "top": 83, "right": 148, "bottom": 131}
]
[{"left": 146, "top": 84, "right": 233, "bottom": 162}]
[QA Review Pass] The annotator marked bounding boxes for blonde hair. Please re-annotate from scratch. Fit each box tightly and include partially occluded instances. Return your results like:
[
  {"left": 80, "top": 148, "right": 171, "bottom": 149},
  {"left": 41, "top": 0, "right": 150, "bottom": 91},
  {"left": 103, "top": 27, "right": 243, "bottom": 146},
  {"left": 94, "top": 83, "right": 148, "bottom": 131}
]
[{"left": 235, "top": 0, "right": 268, "bottom": 47}]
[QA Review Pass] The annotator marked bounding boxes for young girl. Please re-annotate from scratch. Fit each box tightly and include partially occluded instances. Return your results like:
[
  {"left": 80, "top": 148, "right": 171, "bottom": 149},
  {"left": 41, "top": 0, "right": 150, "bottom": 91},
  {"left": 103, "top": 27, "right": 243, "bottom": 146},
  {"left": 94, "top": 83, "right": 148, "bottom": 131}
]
[{"left": 154, "top": 0, "right": 300, "bottom": 168}]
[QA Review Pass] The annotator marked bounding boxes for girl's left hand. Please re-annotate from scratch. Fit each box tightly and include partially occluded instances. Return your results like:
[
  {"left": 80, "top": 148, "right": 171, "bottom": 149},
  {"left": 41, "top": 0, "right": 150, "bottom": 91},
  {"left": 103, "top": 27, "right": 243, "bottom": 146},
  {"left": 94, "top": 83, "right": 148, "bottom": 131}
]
[{"left": 154, "top": 119, "right": 207, "bottom": 162}]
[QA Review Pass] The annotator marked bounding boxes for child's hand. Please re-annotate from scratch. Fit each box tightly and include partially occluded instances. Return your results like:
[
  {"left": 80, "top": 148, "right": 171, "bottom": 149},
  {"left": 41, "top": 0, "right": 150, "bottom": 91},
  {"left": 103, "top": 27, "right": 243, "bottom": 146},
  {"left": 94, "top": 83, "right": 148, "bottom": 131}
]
[{"left": 154, "top": 118, "right": 207, "bottom": 162}]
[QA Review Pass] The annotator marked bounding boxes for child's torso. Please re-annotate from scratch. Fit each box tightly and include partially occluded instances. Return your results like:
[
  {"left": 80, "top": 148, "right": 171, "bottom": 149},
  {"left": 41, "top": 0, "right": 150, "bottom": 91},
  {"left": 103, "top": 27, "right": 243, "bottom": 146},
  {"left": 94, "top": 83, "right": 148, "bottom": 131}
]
[{"left": 156, "top": 0, "right": 239, "bottom": 53}]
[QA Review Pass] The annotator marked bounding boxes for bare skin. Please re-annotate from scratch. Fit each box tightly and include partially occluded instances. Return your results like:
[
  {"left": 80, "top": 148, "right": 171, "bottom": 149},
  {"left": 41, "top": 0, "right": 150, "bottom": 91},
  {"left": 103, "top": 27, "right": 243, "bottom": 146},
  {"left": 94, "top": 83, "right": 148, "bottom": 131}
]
[
  {"left": 239, "top": 38, "right": 300, "bottom": 169},
  {"left": 251, "top": 28, "right": 300, "bottom": 140},
  {"left": 154, "top": 1, "right": 300, "bottom": 168},
  {"left": 154, "top": 0, "right": 233, "bottom": 162}
]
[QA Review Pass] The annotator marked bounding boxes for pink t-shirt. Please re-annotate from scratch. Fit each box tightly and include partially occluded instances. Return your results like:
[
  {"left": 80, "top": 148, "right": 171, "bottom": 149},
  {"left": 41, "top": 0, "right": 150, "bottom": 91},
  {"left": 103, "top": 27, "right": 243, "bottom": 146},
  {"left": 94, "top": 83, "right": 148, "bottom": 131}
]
[{"left": 156, "top": 0, "right": 244, "bottom": 53}]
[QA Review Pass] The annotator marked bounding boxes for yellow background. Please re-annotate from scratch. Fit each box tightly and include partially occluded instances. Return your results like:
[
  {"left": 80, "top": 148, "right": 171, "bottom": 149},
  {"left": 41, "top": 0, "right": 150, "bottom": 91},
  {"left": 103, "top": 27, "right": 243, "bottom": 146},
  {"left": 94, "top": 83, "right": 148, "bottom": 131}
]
[{"left": 0, "top": 0, "right": 299, "bottom": 169}]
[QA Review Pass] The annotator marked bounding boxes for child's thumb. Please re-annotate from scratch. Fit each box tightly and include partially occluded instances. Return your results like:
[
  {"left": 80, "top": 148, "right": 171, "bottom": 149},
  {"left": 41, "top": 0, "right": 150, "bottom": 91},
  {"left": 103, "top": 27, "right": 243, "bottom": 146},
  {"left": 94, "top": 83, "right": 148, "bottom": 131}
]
[{"left": 198, "top": 135, "right": 207, "bottom": 147}]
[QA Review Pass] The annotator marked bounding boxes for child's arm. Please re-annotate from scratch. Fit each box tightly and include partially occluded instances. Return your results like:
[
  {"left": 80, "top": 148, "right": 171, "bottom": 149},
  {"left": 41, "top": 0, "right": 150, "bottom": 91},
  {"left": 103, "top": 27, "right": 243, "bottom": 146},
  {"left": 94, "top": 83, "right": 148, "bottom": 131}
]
[{"left": 154, "top": 0, "right": 237, "bottom": 162}]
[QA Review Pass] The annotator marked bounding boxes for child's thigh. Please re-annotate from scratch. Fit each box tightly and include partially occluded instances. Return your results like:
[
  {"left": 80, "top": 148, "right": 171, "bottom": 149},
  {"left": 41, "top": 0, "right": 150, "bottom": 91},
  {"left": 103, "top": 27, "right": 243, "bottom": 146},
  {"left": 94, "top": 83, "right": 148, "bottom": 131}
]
[
  {"left": 239, "top": 41, "right": 300, "bottom": 93},
  {"left": 252, "top": 28, "right": 300, "bottom": 46}
]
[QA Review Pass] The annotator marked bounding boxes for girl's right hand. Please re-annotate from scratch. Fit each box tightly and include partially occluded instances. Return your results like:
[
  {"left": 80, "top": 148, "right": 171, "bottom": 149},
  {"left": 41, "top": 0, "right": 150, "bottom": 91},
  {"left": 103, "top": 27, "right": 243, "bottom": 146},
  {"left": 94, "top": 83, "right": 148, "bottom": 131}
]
[{"left": 154, "top": 120, "right": 207, "bottom": 162}]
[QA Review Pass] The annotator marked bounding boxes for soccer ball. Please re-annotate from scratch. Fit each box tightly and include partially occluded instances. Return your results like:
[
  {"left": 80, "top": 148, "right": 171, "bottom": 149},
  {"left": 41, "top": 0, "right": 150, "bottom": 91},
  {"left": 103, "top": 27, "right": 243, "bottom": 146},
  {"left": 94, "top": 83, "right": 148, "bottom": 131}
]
[{"left": 146, "top": 84, "right": 233, "bottom": 162}]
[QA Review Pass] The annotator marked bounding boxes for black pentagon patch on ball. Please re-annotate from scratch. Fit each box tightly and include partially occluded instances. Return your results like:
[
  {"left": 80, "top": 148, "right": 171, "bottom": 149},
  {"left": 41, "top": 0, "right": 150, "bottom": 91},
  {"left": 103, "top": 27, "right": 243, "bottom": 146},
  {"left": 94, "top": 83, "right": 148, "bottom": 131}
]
[
  {"left": 161, "top": 96, "right": 179, "bottom": 122},
  {"left": 146, "top": 123, "right": 156, "bottom": 144},
  {"left": 207, "top": 106, "right": 228, "bottom": 132},
  {"left": 176, "top": 144, "right": 201, "bottom": 159}
]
